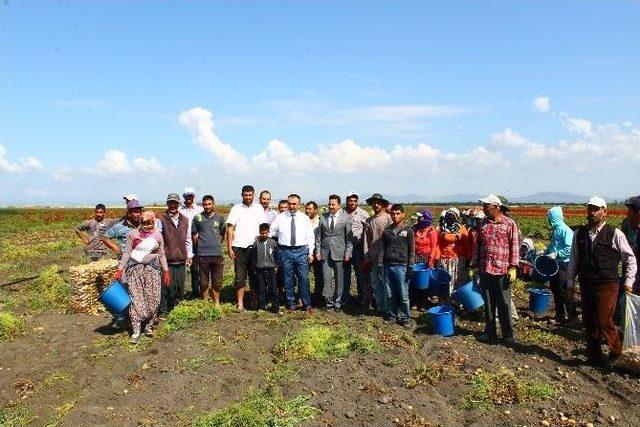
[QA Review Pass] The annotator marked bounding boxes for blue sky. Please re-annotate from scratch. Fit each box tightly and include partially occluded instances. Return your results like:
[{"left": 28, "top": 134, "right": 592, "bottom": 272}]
[{"left": 2, "top": 1, "right": 639, "bottom": 205}]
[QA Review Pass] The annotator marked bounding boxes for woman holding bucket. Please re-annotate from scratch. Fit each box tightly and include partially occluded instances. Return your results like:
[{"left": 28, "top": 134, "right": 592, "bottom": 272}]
[
  {"left": 545, "top": 206, "right": 576, "bottom": 325},
  {"left": 114, "top": 210, "right": 170, "bottom": 343},
  {"left": 410, "top": 209, "right": 437, "bottom": 310},
  {"left": 434, "top": 208, "right": 470, "bottom": 298}
]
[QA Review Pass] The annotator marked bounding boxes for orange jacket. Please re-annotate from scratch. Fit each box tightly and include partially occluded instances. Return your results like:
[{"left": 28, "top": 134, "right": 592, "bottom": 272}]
[
  {"left": 434, "top": 225, "right": 471, "bottom": 260},
  {"left": 414, "top": 226, "right": 438, "bottom": 267}
]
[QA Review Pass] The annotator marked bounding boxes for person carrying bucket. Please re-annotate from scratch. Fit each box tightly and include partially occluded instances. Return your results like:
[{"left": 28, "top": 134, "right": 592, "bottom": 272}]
[
  {"left": 114, "top": 210, "right": 170, "bottom": 343},
  {"left": 470, "top": 194, "right": 519, "bottom": 345},
  {"left": 410, "top": 209, "right": 437, "bottom": 310},
  {"left": 434, "top": 208, "right": 470, "bottom": 299},
  {"left": 545, "top": 206, "right": 576, "bottom": 326},
  {"left": 567, "top": 196, "right": 637, "bottom": 366}
]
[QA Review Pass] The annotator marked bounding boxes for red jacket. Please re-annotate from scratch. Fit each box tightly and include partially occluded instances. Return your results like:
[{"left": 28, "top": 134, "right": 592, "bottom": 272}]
[{"left": 414, "top": 226, "right": 438, "bottom": 267}]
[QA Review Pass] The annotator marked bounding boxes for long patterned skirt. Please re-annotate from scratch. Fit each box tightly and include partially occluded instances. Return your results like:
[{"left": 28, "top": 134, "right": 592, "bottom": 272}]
[{"left": 126, "top": 263, "right": 161, "bottom": 331}]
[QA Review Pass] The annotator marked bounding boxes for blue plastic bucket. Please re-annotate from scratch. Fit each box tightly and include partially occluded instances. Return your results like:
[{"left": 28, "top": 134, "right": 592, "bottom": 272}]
[
  {"left": 428, "top": 304, "right": 455, "bottom": 336},
  {"left": 99, "top": 280, "right": 131, "bottom": 314},
  {"left": 528, "top": 288, "right": 552, "bottom": 314},
  {"left": 428, "top": 268, "right": 452, "bottom": 296},
  {"left": 531, "top": 255, "right": 559, "bottom": 284},
  {"left": 411, "top": 264, "right": 432, "bottom": 290},
  {"left": 452, "top": 280, "right": 484, "bottom": 311}
]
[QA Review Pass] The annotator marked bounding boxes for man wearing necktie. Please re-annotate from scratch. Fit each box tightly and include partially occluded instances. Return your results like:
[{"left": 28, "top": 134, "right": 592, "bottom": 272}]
[
  {"left": 315, "top": 195, "right": 353, "bottom": 311},
  {"left": 269, "top": 194, "right": 316, "bottom": 312}
]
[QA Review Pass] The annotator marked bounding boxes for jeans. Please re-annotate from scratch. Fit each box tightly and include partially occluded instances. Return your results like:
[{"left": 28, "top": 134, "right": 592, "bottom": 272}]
[
  {"left": 480, "top": 273, "right": 513, "bottom": 339},
  {"left": 256, "top": 268, "right": 279, "bottom": 310},
  {"left": 322, "top": 256, "right": 345, "bottom": 308},
  {"left": 344, "top": 244, "right": 368, "bottom": 304},
  {"left": 384, "top": 264, "right": 410, "bottom": 323},
  {"left": 280, "top": 247, "right": 311, "bottom": 308},
  {"left": 160, "top": 263, "right": 185, "bottom": 314},
  {"left": 370, "top": 264, "right": 387, "bottom": 314}
]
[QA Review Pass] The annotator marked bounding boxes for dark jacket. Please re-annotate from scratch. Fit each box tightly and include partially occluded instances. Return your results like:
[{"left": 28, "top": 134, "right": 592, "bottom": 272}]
[
  {"left": 159, "top": 212, "right": 189, "bottom": 264},
  {"left": 576, "top": 224, "right": 620, "bottom": 284},
  {"left": 250, "top": 237, "right": 278, "bottom": 269},
  {"left": 380, "top": 223, "right": 415, "bottom": 266}
]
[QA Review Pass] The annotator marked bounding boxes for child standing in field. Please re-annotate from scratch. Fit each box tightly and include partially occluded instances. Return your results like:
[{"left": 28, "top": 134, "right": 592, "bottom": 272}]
[
  {"left": 114, "top": 210, "right": 169, "bottom": 343},
  {"left": 250, "top": 223, "right": 281, "bottom": 313}
]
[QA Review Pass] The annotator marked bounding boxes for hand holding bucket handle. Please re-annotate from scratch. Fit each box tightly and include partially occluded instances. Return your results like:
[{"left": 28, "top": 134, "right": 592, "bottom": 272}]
[
  {"left": 163, "top": 270, "right": 171, "bottom": 287},
  {"left": 114, "top": 270, "right": 123, "bottom": 282}
]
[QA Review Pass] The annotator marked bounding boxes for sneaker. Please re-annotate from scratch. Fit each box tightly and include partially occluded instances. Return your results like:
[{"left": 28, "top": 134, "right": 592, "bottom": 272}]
[
  {"left": 384, "top": 317, "right": 397, "bottom": 325},
  {"left": 144, "top": 326, "right": 154, "bottom": 337},
  {"left": 130, "top": 333, "right": 140, "bottom": 344},
  {"left": 400, "top": 321, "right": 413, "bottom": 330}
]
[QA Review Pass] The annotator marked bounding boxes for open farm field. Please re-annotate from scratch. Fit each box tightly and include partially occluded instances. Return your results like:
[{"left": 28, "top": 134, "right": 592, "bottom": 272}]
[{"left": 1, "top": 207, "right": 637, "bottom": 427}]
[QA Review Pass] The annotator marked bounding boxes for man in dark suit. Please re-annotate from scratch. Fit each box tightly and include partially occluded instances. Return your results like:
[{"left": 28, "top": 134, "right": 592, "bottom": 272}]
[{"left": 315, "top": 195, "right": 353, "bottom": 311}]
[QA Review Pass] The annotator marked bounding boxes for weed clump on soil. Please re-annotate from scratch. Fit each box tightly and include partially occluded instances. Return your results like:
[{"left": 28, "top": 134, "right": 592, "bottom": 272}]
[
  {"left": 404, "top": 351, "right": 468, "bottom": 388},
  {"left": 273, "top": 324, "right": 379, "bottom": 361},
  {"left": 191, "top": 389, "right": 319, "bottom": 427},
  {"left": 29, "top": 265, "right": 70, "bottom": 312},
  {"left": 0, "top": 311, "right": 26, "bottom": 341},
  {"left": 158, "top": 301, "right": 233, "bottom": 335},
  {"left": 0, "top": 404, "right": 35, "bottom": 426},
  {"left": 462, "top": 368, "right": 556, "bottom": 409}
]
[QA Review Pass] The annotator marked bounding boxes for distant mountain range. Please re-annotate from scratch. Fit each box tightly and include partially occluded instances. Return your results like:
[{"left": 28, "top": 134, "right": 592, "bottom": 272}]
[{"left": 384, "top": 191, "right": 625, "bottom": 204}]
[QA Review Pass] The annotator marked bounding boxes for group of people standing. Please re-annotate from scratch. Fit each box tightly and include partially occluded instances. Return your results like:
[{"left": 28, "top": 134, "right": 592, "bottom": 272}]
[{"left": 75, "top": 187, "right": 640, "bottom": 368}]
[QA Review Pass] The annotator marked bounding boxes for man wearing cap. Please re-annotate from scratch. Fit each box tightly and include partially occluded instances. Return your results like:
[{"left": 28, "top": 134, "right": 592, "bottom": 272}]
[
  {"left": 471, "top": 194, "right": 519, "bottom": 345},
  {"left": 315, "top": 195, "right": 353, "bottom": 311},
  {"left": 622, "top": 195, "right": 640, "bottom": 293},
  {"left": 158, "top": 193, "right": 193, "bottom": 315},
  {"left": 343, "top": 191, "right": 371, "bottom": 307},
  {"left": 226, "top": 185, "right": 268, "bottom": 311},
  {"left": 179, "top": 187, "right": 204, "bottom": 299},
  {"left": 363, "top": 193, "right": 392, "bottom": 316},
  {"left": 567, "top": 196, "right": 637, "bottom": 365},
  {"left": 259, "top": 190, "right": 279, "bottom": 224}
]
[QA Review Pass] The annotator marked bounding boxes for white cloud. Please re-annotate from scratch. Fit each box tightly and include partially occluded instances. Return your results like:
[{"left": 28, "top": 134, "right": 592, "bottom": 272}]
[
  {"left": 178, "top": 107, "right": 250, "bottom": 174},
  {"left": 491, "top": 128, "right": 530, "bottom": 148},
  {"left": 52, "top": 166, "right": 74, "bottom": 183},
  {"left": 559, "top": 112, "right": 592, "bottom": 135},
  {"left": 0, "top": 143, "right": 44, "bottom": 173},
  {"left": 92, "top": 149, "right": 166, "bottom": 176},
  {"left": 533, "top": 96, "right": 550, "bottom": 113}
]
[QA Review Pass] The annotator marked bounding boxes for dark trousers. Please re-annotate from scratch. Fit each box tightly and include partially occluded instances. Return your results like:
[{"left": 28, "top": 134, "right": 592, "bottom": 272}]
[
  {"left": 190, "top": 249, "right": 200, "bottom": 297},
  {"left": 256, "top": 268, "right": 280, "bottom": 311},
  {"left": 280, "top": 247, "right": 311, "bottom": 308},
  {"left": 160, "top": 263, "right": 185, "bottom": 314},
  {"left": 480, "top": 273, "right": 513, "bottom": 339},
  {"left": 198, "top": 256, "right": 224, "bottom": 294},
  {"left": 581, "top": 281, "right": 622, "bottom": 363},
  {"left": 344, "top": 244, "right": 369, "bottom": 304},
  {"left": 549, "top": 261, "right": 576, "bottom": 322},
  {"left": 310, "top": 259, "right": 324, "bottom": 306}
]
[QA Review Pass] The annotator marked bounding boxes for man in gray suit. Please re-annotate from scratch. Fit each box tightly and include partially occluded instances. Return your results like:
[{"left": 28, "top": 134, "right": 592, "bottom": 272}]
[{"left": 315, "top": 194, "right": 353, "bottom": 311}]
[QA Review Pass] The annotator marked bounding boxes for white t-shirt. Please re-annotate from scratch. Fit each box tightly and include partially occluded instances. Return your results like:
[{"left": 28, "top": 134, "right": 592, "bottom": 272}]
[{"left": 226, "top": 203, "right": 268, "bottom": 248}]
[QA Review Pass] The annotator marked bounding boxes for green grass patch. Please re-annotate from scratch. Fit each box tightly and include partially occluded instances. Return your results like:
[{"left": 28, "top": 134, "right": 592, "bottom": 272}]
[
  {"left": 180, "top": 356, "right": 206, "bottom": 371},
  {"left": 28, "top": 265, "right": 70, "bottom": 312},
  {"left": 517, "top": 324, "right": 563, "bottom": 347},
  {"left": 404, "top": 364, "right": 444, "bottom": 388},
  {"left": 264, "top": 363, "right": 300, "bottom": 385},
  {"left": 462, "top": 368, "right": 556, "bottom": 409},
  {"left": 191, "top": 389, "right": 319, "bottom": 427},
  {"left": 0, "top": 404, "right": 35, "bottom": 426},
  {"left": 210, "top": 354, "right": 237, "bottom": 365},
  {"left": 0, "top": 311, "right": 26, "bottom": 341},
  {"left": 158, "top": 301, "right": 233, "bottom": 336},
  {"left": 273, "top": 324, "right": 379, "bottom": 361},
  {"left": 43, "top": 371, "right": 73, "bottom": 387}
]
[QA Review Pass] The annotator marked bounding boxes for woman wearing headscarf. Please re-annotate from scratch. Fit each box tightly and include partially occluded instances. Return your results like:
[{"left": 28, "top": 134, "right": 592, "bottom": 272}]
[
  {"left": 434, "top": 207, "right": 470, "bottom": 297},
  {"left": 410, "top": 209, "right": 438, "bottom": 310},
  {"left": 114, "top": 210, "right": 170, "bottom": 343}
]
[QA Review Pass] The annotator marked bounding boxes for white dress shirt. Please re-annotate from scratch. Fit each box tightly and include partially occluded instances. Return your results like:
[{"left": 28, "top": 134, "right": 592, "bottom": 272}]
[
  {"left": 270, "top": 210, "right": 315, "bottom": 252},
  {"left": 226, "top": 202, "right": 268, "bottom": 248},
  {"left": 179, "top": 203, "right": 204, "bottom": 223}
]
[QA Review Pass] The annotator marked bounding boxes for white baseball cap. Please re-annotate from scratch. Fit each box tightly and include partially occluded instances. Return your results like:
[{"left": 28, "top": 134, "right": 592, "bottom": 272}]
[
  {"left": 586, "top": 196, "right": 607, "bottom": 209},
  {"left": 478, "top": 194, "right": 502, "bottom": 206},
  {"left": 345, "top": 190, "right": 359, "bottom": 199},
  {"left": 183, "top": 187, "right": 196, "bottom": 196}
]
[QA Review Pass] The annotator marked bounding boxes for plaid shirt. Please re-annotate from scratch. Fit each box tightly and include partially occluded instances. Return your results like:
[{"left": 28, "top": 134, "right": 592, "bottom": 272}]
[{"left": 472, "top": 215, "right": 519, "bottom": 275}]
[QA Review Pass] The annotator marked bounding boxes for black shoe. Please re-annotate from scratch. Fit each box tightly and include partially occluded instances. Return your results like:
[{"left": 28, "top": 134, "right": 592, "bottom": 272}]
[
  {"left": 478, "top": 333, "right": 499, "bottom": 344},
  {"left": 502, "top": 337, "right": 515, "bottom": 346}
]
